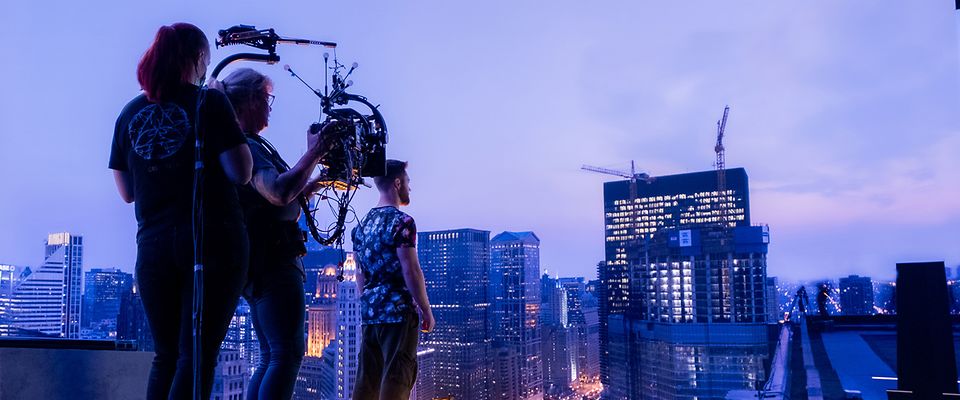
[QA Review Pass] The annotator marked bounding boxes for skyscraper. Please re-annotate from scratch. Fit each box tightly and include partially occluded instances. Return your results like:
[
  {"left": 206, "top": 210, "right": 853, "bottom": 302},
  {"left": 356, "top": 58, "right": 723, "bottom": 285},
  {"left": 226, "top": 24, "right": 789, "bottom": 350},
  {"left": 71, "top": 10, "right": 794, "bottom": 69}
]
[
  {"left": 0, "top": 264, "right": 18, "bottom": 336},
  {"left": 541, "top": 274, "right": 575, "bottom": 397},
  {"left": 411, "top": 348, "right": 437, "bottom": 400},
  {"left": 116, "top": 282, "right": 153, "bottom": 351},
  {"left": 307, "top": 265, "right": 339, "bottom": 357},
  {"left": 302, "top": 246, "right": 346, "bottom": 305},
  {"left": 766, "top": 277, "right": 781, "bottom": 322},
  {"left": 419, "top": 229, "right": 492, "bottom": 400},
  {"left": 874, "top": 281, "right": 896, "bottom": 315},
  {"left": 81, "top": 267, "right": 133, "bottom": 338},
  {"left": 336, "top": 253, "right": 361, "bottom": 400},
  {"left": 211, "top": 349, "right": 247, "bottom": 400},
  {"left": 490, "top": 231, "right": 543, "bottom": 400},
  {"left": 580, "top": 291, "right": 601, "bottom": 383},
  {"left": 559, "top": 277, "right": 601, "bottom": 384},
  {"left": 12, "top": 233, "right": 83, "bottom": 338},
  {"left": 223, "top": 299, "right": 259, "bottom": 379},
  {"left": 839, "top": 275, "right": 875, "bottom": 316},
  {"left": 601, "top": 170, "right": 751, "bottom": 388},
  {"left": 294, "top": 355, "right": 327, "bottom": 400},
  {"left": 601, "top": 169, "right": 771, "bottom": 399}
]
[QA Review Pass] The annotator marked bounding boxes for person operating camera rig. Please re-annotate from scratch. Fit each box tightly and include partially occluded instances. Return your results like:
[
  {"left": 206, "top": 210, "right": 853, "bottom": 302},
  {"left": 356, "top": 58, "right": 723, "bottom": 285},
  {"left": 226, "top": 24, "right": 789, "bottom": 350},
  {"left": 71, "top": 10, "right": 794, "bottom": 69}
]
[{"left": 212, "top": 68, "right": 340, "bottom": 399}]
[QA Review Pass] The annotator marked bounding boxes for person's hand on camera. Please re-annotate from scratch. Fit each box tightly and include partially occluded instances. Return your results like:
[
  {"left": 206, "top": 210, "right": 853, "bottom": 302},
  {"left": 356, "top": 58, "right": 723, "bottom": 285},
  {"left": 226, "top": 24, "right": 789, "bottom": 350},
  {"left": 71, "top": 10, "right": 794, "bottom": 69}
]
[
  {"left": 307, "top": 121, "right": 346, "bottom": 156},
  {"left": 420, "top": 307, "right": 435, "bottom": 333}
]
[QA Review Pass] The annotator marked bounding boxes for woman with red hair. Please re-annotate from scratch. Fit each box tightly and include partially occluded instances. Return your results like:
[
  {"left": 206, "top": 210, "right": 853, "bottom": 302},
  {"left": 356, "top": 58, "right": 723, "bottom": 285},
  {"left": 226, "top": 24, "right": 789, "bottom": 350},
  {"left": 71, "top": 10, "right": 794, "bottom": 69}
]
[{"left": 108, "top": 22, "right": 252, "bottom": 399}]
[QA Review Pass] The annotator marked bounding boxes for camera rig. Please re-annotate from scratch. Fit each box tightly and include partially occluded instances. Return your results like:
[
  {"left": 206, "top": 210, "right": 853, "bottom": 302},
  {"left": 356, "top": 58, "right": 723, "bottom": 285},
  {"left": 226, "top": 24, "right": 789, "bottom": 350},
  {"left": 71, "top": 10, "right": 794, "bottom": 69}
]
[{"left": 213, "top": 25, "right": 387, "bottom": 252}]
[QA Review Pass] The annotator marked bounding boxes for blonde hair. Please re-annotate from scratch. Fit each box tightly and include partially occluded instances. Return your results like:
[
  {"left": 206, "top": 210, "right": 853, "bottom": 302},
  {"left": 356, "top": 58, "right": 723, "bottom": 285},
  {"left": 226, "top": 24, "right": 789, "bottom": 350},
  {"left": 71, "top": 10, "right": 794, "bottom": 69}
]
[{"left": 222, "top": 68, "right": 273, "bottom": 110}]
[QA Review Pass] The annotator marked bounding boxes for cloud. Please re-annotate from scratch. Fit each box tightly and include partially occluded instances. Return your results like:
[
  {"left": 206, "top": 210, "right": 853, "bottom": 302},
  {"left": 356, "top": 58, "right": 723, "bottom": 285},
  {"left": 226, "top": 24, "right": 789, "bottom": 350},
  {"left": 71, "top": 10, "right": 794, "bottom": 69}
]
[{"left": 752, "top": 133, "right": 960, "bottom": 229}]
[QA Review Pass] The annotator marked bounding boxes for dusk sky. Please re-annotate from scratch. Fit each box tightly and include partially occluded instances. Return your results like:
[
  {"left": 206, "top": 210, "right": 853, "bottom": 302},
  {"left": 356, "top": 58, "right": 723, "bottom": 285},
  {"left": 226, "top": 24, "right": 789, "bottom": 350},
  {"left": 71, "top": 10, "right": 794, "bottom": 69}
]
[{"left": 1, "top": 1, "right": 958, "bottom": 282}]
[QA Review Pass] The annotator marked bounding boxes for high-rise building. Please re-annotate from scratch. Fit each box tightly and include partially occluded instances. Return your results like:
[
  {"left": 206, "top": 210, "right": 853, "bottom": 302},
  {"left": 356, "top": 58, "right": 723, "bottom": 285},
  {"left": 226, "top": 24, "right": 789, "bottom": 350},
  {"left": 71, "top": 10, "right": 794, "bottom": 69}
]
[
  {"left": 81, "top": 268, "right": 133, "bottom": 338},
  {"left": 491, "top": 343, "right": 523, "bottom": 400},
  {"left": 949, "top": 280, "right": 960, "bottom": 315},
  {"left": 11, "top": 233, "right": 83, "bottom": 338},
  {"left": 585, "top": 279, "right": 599, "bottom": 298},
  {"left": 766, "top": 276, "right": 781, "bottom": 322},
  {"left": 223, "top": 299, "right": 259, "bottom": 379},
  {"left": 296, "top": 343, "right": 338, "bottom": 400},
  {"left": 419, "top": 229, "right": 492, "bottom": 400},
  {"left": 336, "top": 253, "right": 361, "bottom": 400},
  {"left": 411, "top": 348, "right": 437, "bottom": 400},
  {"left": 0, "top": 264, "right": 18, "bottom": 336},
  {"left": 116, "top": 282, "right": 153, "bottom": 351},
  {"left": 490, "top": 231, "right": 543, "bottom": 400},
  {"left": 211, "top": 348, "right": 247, "bottom": 400},
  {"left": 581, "top": 292, "right": 601, "bottom": 383},
  {"left": 308, "top": 265, "right": 339, "bottom": 357},
  {"left": 303, "top": 246, "right": 346, "bottom": 305},
  {"left": 559, "top": 277, "right": 601, "bottom": 384},
  {"left": 541, "top": 274, "right": 575, "bottom": 397},
  {"left": 874, "top": 281, "right": 896, "bottom": 315},
  {"left": 601, "top": 169, "right": 751, "bottom": 389},
  {"left": 839, "top": 275, "right": 875, "bottom": 316},
  {"left": 320, "top": 343, "right": 338, "bottom": 399},
  {"left": 601, "top": 169, "right": 772, "bottom": 399},
  {"left": 295, "top": 355, "right": 327, "bottom": 400}
]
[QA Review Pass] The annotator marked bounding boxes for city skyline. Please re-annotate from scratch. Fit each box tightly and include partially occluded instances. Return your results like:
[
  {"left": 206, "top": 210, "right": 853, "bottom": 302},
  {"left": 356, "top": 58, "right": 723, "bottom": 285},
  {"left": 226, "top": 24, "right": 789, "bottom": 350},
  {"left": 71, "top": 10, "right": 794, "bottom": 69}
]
[
  {"left": 0, "top": 227, "right": 951, "bottom": 399},
  {"left": 1, "top": 2, "right": 959, "bottom": 283}
]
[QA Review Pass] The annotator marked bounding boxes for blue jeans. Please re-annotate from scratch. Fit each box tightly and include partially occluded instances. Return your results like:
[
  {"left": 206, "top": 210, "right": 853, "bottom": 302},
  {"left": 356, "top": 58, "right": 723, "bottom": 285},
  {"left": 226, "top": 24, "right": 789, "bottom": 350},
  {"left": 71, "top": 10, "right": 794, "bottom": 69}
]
[
  {"left": 136, "top": 224, "right": 248, "bottom": 400},
  {"left": 244, "top": 257, "right": 305, "bottom": 400}
]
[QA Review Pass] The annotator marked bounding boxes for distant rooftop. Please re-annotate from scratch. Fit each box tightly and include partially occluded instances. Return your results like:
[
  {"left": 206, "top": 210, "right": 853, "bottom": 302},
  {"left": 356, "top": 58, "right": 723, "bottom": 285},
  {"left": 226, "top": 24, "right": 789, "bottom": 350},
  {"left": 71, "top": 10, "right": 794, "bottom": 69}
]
[{"left": 491, "top": 231, "right": 540, "bottom": 245}]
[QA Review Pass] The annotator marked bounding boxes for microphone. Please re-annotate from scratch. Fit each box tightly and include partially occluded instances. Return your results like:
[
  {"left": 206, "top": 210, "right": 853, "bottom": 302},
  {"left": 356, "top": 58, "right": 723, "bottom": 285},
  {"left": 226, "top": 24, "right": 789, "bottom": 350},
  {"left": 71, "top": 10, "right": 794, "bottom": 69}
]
[{"left": 284, "top": 64, "right": 321, "bottom": 96}]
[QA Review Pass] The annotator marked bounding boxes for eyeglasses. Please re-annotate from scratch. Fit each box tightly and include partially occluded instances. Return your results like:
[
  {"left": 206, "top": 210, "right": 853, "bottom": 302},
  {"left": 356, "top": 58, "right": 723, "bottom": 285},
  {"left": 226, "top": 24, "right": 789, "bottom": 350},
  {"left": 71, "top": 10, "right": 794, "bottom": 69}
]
[{"left": 266, "top": 94, "right": 275, "bottom": 108}]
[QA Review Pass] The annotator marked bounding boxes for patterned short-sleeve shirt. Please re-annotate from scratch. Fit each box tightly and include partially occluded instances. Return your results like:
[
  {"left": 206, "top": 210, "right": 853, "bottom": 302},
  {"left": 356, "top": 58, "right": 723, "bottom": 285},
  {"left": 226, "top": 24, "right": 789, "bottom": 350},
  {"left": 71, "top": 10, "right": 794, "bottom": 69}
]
[{"left": 351, "top": 206, "right": 417, "bottom": 324}]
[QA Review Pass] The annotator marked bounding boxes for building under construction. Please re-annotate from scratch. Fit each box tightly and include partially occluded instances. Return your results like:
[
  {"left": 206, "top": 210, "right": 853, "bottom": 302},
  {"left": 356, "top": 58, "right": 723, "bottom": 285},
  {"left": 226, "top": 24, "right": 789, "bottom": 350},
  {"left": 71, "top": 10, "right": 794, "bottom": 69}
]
[{"left": 600, "top": 168, "right": 776, "bottom": 399}]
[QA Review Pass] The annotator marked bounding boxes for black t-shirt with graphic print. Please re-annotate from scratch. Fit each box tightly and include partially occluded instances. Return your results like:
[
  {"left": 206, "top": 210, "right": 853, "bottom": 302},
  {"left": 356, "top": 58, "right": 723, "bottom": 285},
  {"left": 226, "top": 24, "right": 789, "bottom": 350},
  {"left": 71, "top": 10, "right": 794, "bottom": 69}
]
[
  {"left": 109, "top": 84, "right": 247, "bottom": 237},
  {"left": 351, "top": 206, "right": 418, "bottom": 324}
]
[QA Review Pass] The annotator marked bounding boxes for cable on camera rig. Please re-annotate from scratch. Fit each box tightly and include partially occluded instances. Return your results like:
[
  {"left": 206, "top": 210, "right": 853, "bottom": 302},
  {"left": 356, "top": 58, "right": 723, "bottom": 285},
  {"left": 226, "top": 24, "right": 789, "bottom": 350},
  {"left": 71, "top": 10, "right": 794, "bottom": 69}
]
[{"left": 212, "top": 25, "right": 387, "bottom": 279}]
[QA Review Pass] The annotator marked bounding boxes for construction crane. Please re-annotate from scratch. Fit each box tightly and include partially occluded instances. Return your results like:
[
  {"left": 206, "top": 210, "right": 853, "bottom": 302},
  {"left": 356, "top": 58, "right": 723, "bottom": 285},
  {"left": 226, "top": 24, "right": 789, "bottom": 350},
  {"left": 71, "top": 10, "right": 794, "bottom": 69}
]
[
  {"left": 715, "top": 105, "right": 730, "bottom": 229},
  {"left": 581, "top": 160, "right": 653, "bottom": 201}
]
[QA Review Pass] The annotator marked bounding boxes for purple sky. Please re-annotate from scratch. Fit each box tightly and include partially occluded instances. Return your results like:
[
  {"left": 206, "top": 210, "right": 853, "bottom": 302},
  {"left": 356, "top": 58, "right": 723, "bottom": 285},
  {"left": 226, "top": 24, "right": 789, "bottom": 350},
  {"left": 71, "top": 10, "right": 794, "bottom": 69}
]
[{"left": 1, "top": 2, "right": 958, "bottom": 282}]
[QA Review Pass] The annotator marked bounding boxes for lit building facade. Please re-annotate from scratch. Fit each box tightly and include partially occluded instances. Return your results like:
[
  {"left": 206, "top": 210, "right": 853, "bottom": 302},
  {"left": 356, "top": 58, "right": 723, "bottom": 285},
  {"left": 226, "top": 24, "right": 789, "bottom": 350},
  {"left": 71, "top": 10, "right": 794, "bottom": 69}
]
[
  {"left": 419, "top": 229, "right": 492, "bottom": 400},
  {"left": 839, "top": 275, "right": 875, "bottom": 316},
  {"left": 541, "top": 274, "right": 576, "bottom": 397},
  {"left": 212, "top": 349, "right": 247, "bottom": 400},
  {"left": 302, "top": 246, "right": 345, "bottom": 305},
  {"left": 601, "top": 170, "right": 750, "bottom": 388},
  {"left": 410, "top": 347, "right": 437, "bottom": 400},
  {"left": 116, "top": 282, "right": 153, "bottom": 351},
  {"left": 559, "top": 277, "right": 601, "bottom": 384},
  {"left": 307, "top": 265, "right": 339, "bottom": 357},
  {"left": 874, "top": 281, "right": 896, "bottom": 315},
  {"left": 11, "top": 233, "right": 83, "bottom": 338},
  {"left": 766, "top": 277, "right": 781, "bottom": 322},
  {"left": 601, "top": 169, "right": 772, "bottom": 399},
  {"left": 294, "top": 355, "right": 327, "bottom": 400},
  {"left": 336, "top": 253, "right": 361, "bottom": 400},
  {"left": 490, "top": 231, "right": 543, "bottom": 400},
  {"left": 491, "top": 343, "right": 523, "bottom": 400},
  {"left": 223, "top": 299, "right": 259, "bottom": 379},
  {"left": 81, "top": 267, "right": 133, "bottom": 338},
  {"left": 0, "top": 264, "right": 18, "bottom": 335},
  {"left": 581, "top": 293, "right": 601, "bottom": 383}
]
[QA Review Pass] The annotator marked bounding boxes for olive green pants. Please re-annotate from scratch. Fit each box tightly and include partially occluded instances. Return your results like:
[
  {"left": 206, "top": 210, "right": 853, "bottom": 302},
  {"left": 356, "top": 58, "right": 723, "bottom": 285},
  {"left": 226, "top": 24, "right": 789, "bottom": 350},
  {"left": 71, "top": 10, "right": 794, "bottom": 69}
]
[{"left": 353, "top": 314, "right": 420, "bottom": 400}]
